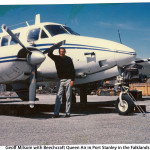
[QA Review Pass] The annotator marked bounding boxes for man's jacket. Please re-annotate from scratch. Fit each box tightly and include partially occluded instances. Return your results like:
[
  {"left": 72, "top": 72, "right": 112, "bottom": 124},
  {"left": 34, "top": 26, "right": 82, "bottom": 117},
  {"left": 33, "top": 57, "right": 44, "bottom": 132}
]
[{"left": 48, "top": 50, "right": 75, "bottom": 81}]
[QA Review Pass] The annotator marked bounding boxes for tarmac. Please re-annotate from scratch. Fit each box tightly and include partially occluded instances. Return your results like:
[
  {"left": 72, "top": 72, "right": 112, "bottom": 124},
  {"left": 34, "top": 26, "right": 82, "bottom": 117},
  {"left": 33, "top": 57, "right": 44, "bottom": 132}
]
[{"left": 0, "top": 94, "right": 150, "bottom": 145}]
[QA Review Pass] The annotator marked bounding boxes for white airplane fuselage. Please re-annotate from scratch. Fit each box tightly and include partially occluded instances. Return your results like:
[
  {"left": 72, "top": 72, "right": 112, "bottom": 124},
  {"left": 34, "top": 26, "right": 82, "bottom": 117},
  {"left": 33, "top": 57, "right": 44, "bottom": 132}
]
[{"left": 0, "top": 22, "right": 136, "bottom": 85}]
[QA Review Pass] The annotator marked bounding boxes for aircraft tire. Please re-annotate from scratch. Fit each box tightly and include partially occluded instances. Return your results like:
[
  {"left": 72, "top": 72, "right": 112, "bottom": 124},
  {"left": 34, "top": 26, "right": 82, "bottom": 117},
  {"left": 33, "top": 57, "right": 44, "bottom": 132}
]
[{"left": 116, "top": 94, "right": 134, "bottom": 115}]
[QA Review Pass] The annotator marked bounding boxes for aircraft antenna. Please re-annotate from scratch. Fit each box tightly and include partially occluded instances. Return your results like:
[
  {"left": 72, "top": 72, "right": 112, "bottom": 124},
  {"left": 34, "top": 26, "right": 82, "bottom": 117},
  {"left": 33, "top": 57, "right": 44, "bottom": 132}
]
[
  {"left": 118, "top": 29, "right": 122, "bottom": 44},
  {"left": 7, "top": 20, "right": 34, "bottom": 28},
  {"left": 26, "top": 21, "right": 29, "bottom": 26}
]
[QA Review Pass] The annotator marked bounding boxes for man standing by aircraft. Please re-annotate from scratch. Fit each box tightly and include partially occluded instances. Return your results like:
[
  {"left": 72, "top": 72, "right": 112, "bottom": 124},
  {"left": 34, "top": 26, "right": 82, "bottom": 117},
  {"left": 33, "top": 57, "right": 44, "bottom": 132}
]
[{"left": 48, "top": 47, "right": 75, "bottom": 118}]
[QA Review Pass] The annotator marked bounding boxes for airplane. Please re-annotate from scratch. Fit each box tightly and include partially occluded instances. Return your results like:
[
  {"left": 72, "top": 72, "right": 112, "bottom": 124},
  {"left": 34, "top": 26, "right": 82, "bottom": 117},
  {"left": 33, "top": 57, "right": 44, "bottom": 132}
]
[
  {"left": 122, "top": 58, "right": 150, "bottom": 82},
  {"left": 135, "top": 58, "right": 150, "bottom": 78},
  {"left": 0, "top": 14, "right": 136, "bottom": 115}
]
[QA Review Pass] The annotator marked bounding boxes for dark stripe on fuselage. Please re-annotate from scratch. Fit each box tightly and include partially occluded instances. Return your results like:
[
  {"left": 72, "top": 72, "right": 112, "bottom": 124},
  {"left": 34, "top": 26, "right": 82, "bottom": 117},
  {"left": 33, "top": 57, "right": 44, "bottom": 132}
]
[
  {"left": 34, "top": 43, "right": 112, "bottom": 51},
  {"left": 0, "top": 59, "right": 26, "bottom": 63},
  {"left": 0, "top": 43, "right": 135, "bottom": 63},
  {"left": 0, "top": 55, "right": 17, "bottom": 60},
  {"left": 35, "top": 43, "right": 135, "bottom": 55},
  {"left": 40, "top": 46, "right": 135, "bottom": 56}
]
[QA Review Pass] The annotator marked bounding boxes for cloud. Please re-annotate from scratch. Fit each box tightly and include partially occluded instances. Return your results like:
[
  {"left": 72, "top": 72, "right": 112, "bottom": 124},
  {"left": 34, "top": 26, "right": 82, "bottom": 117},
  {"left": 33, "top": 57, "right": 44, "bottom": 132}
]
[
  {"left": 70, "top": 17, "right": 79, "bottom": 25},
  {"left": 141, "top": 38, "right": 150, "bottom": 41},
  {"left": 67, "top": 4, "right": 85, "bottom": 24},
  {"left": 116, "top": 23, "right": 135, "bottom": 30},
  {"left": 98, "top": 21, "right": 136, "bottom": 30},
  {"left": 99, "top": 21, "right": 112, "bottom": 27}
]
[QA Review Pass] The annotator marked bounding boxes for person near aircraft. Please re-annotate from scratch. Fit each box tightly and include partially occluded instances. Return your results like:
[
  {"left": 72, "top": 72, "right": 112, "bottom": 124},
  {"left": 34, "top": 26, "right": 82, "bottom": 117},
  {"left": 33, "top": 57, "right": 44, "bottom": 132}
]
[{"left": 48, "top": 47, "right": 75, "bottom": 118}]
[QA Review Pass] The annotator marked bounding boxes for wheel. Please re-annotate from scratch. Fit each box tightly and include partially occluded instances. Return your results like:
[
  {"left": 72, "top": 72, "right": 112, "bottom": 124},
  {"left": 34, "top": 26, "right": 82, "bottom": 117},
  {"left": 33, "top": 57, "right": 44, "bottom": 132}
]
[{"left": 116, "top": 94, "right": 134, "bottom": 115}]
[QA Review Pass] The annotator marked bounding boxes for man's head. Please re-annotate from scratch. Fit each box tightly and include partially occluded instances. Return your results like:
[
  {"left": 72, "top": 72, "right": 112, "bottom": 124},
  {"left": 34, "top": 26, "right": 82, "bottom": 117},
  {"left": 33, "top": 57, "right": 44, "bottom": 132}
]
[{"left": 59, "top": 47, "right": 66, "bottom": 57}]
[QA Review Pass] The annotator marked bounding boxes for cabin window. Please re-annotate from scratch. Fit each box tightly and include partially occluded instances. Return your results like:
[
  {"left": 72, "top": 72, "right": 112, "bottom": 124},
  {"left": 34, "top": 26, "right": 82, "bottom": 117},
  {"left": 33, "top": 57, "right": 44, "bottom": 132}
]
[
  {"left": 27, "top": 28, "right": 40, "bottom": 42},
  {"left": 10, "top": 33, "right": 20, "bottom": 45},
  {"left": 1, "top": 35, "right": 10, "bottom": 46},
  {"left": 41, "top": 30, "right": 48, "bottom": 38},
  {"left": 44, "top": 25, "right": 68, "bottom": 36}
]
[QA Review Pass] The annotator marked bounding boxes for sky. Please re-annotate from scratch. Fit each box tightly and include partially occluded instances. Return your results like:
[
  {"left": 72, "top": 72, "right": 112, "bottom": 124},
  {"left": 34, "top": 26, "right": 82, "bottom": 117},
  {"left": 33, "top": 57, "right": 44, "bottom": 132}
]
[{"left": 0, "top": 3, "right": 150, "bottom": 58}]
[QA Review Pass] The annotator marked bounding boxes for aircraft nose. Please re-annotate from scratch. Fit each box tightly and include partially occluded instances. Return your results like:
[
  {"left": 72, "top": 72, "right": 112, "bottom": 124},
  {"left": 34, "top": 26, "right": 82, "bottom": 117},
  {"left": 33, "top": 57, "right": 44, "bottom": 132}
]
[{"left": 115, "top": 44, "right": 136, "bottom": 67}]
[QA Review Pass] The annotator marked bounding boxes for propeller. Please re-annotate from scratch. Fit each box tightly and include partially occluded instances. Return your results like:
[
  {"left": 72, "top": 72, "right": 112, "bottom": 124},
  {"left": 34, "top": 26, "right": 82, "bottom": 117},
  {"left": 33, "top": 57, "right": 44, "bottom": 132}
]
[
  {"left": 43, "top": 40, "right": 65, "bottom": 54},
  {"left": 2, "top": 24, "right": 32, "bottom": 55},
  {"left": 2, "top": 24, "right": 65, "bottom": 108},
  {"left": 29, "top": 66, "right": 37, "bottom": 108}
]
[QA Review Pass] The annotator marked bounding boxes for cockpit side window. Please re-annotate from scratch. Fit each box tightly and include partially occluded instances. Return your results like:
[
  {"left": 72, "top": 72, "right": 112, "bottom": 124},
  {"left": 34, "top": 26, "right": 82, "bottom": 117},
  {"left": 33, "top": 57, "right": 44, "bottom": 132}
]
[
  {"left": 41, "top": 30, "right": 48, "bottom": 39},
  {"left": 10, "top": 33, "right": 20, "bottom": 45},
  {"left": 1, "top": 35, "right": 10, "bottom": 46},
  {"left": 27, "top": 28, "right": 40, "bottom": 42},
  {"left": 63, "top": 26, "right": 80, "bottom": 35},
  {"left": 44, "top": 25, "right": 68, "bottom": 36}
]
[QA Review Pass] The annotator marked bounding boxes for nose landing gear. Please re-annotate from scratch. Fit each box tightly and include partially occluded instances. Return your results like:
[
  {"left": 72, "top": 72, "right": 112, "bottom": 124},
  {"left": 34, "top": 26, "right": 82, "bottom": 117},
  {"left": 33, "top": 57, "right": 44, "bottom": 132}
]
[
  {"left": 116, "top": 92, "right": 134, "bottom": 115},
  {"left": 115, "top": 84, "right": 146, "bottom": 116}
]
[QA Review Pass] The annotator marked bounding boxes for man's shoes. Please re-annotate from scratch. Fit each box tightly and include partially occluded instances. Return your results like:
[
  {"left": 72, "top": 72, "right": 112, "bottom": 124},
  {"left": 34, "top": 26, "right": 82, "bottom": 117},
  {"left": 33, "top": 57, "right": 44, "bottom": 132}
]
[
  {"left": 65, "top": 114, "right": 71, "bottom": 118},
  {"left": 52, "top": 114, "right": 71, "bottom": 118},
  {"left": 52, "top": 115, "right": 59, "bottom": 118}
]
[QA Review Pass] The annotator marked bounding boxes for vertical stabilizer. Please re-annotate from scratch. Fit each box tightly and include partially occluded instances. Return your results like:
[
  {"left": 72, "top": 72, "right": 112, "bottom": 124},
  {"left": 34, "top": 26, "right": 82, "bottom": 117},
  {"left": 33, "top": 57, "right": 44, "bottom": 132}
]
[{"left": 35, "top": 14, "right": 40, "bottom": 25}]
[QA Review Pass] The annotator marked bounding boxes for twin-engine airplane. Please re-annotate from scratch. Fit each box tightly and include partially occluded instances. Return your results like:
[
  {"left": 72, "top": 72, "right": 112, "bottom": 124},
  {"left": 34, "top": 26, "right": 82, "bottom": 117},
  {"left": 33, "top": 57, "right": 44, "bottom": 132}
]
[
  {"left": 135, "top": 59, "right": 150, "bottom": 77},
  {"left": 0, "top": 14, "right": 136, "bottom": 114}
]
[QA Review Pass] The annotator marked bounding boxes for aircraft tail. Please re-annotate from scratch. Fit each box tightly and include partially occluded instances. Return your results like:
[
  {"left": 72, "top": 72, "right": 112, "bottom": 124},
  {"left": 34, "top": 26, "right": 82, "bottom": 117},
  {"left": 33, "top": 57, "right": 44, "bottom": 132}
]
[{"left": 35, "top": 14, "right": 40, "bottom": 25}]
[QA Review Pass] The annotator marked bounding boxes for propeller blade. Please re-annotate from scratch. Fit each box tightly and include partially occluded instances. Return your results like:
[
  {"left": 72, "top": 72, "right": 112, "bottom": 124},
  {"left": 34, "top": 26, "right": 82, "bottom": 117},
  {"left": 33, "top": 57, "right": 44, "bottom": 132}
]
[
  {"left": 1, "top": 24, "right": 31, "bottom": 54},
  {"left": 29, "top": 66, "right": 37, "bottom": 108},
  {"left": 43, "top": 40, "right": 66, "bottom": 54}
]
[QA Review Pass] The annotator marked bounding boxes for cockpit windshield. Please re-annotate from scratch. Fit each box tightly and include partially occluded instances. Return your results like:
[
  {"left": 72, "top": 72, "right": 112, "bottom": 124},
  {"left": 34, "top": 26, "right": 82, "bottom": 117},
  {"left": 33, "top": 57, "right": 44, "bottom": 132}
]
[
  {"left": 44, "top": 25, "right": 80, "bottom": 36},
  {"left": 44, "top": 25, "right": 68, "bottom": 36},
  {"left": 63, "top": 26, "right": 80, "bottom": 35}
]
